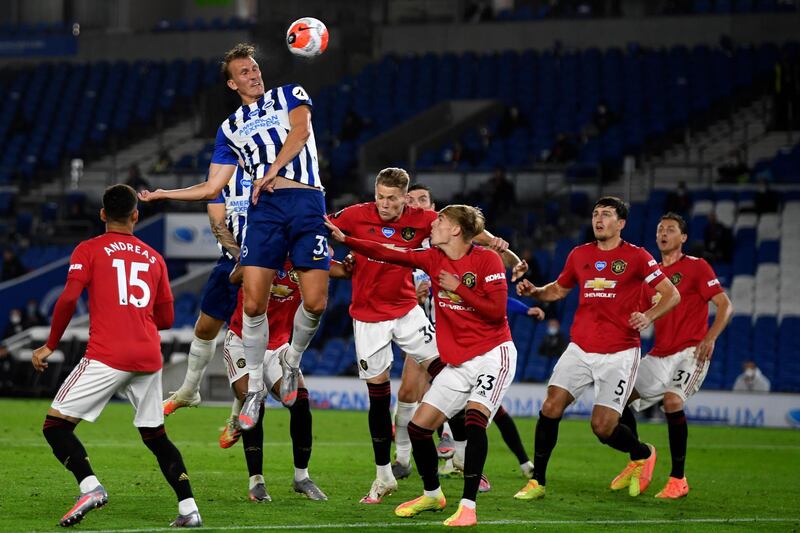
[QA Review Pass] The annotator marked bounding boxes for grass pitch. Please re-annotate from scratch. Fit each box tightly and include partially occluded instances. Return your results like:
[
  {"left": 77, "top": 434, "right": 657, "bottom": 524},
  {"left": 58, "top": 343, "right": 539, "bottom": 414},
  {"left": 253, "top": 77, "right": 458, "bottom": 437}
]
[{"left": 1, "top": 398, "right": 798, "bottom": 532}]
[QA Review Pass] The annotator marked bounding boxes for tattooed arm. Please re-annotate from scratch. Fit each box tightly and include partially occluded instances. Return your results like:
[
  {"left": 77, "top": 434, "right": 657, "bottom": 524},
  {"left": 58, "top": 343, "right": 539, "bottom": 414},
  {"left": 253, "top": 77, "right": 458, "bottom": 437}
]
[{"left": 208, "top": 203, "right": 239, "bottom": 260}]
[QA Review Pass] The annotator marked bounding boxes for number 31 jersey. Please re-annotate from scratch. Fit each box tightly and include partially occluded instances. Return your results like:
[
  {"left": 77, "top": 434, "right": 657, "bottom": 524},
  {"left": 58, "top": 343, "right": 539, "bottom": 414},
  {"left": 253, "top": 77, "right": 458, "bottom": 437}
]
[{"left": 67, "top": 232, "right": 173, "bottom": 372}]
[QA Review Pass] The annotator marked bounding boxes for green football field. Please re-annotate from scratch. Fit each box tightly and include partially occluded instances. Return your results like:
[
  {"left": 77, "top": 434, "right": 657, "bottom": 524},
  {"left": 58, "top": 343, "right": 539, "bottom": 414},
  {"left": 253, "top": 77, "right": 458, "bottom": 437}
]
[{"left": 1, "top": 399, "right": 798, "bottom": 532}]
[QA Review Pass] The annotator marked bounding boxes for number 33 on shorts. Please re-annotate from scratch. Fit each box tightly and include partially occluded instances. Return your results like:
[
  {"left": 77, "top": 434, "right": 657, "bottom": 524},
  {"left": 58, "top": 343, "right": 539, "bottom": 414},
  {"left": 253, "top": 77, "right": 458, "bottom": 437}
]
[{"left": 313, "top": 235, "right": 329, "bottom": 261}]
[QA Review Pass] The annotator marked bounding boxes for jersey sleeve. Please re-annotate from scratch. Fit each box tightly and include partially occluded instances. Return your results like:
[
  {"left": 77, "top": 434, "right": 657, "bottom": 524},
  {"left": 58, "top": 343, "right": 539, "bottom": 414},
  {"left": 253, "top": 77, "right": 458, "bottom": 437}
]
[
  {"left": 281, "top": 84, "right": 313, "bottom": 112},
  {"left": 697, "top": 259, "right": 724, "bottom": 300},
  {"left": 154, "top": 255, "right": 174, "bottom": 305},
  {"left": 211, "top": 125, "right": 239, "bottom": 166},
  {"left": 328, "top": 205, "right": 358, "bottom": 234},
  {"left": 556, "top": 249, "right": 578, "bottom": 289},
  {"left": 640, "top": 249, "right": 666, "bottom": 288},
  {"left": 481, "top": 250, "right": 508, "bottom": 294},
  {"left": 66, "top": 242, "right": 93, "bottom": 288}
]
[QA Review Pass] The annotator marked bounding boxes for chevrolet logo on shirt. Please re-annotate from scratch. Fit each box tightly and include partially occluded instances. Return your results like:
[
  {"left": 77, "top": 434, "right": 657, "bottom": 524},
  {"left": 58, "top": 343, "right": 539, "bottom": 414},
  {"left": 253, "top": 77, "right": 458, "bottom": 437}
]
[{"left": 584, "top": 278, "right": 617, "bottom": 291}]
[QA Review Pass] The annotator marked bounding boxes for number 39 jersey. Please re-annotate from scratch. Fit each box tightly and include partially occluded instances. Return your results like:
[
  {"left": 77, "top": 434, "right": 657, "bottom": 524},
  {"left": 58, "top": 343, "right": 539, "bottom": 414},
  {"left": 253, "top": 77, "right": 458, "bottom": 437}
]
[{"left": 67, "top": 232, "right": 173, "bottom": 372}]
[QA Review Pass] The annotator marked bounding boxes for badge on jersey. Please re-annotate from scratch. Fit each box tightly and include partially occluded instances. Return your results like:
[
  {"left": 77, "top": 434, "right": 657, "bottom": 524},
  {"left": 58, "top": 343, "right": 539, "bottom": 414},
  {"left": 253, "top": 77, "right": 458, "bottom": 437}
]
[
  {"left": 670, "top": 272, "right": 683, "bottom": 286},
  {"left": 262, "top": 99, "right": 274, "bottom": 110},
  {"left": 382, "top": 227, "right": 395, "bottom": 238},
  {"left": 401, "top": 227, "right": 416, "bottom": 241},
  {"left": 292, "top": 86, "right": 309, "bottom": 100},
  {"left": 462, "top": 272, "right": 477, "bottom": 288},
  {"left": 611, "top": 259, "right": 627, "bottom": 274},
  {"left": 595, "top": 261, "right": 607, "bottom": 271}
]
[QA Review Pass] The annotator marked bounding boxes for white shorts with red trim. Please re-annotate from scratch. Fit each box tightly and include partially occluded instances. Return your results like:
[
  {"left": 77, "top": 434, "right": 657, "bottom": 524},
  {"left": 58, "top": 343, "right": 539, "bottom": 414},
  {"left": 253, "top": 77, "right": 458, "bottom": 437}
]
[
  {"left": 423, "top": 341, "right": 516, "bottom": 421},
  {"left": 222, "top": 329, "right": 290, "bottom": 401},
  {"left": 633, "top": 347, "right": 709, "bottom": 411},
  {"left": 548, "top": 342, "right": 640, "bottom": 414},
  {"left": 353, "top": 305, "right": 438, "bottom": 380},
  {"left": 51, "top": 357, "right": 163, "bottom": 427}
]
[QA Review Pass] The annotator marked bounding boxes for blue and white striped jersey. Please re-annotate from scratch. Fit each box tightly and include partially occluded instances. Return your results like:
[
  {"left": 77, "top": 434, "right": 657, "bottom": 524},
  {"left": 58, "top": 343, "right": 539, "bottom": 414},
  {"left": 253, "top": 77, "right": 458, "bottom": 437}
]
[
  {"left": 209, "top": 165, "right": 252, "bottom": 259},
  {"left": 211, "top": 84, "right": 321, "bottom": 188}
]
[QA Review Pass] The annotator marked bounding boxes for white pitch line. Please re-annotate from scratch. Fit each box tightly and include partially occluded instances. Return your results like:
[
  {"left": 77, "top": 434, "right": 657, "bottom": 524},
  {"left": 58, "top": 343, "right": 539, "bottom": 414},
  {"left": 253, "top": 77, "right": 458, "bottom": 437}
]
[{"left": 20, "top": 516, "right": 800, "bottom": 533}]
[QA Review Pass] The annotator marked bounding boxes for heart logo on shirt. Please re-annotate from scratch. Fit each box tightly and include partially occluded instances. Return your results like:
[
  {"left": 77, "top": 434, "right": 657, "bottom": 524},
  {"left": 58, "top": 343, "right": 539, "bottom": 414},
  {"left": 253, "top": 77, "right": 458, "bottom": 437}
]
[
  {"left": 382, "top": 227, "right": 395, "bottom": 238},
  {"left": 595, "top": 261, "right": 607, "bottom": 271}
]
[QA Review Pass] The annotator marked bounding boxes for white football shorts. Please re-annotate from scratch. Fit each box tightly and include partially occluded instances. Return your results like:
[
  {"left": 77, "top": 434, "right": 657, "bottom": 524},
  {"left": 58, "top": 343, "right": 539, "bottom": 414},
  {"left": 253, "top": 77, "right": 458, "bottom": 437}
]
[
  {"left": 548, "top": 342, "right": 640, "bottom": 414},
  {"left": 353, "top": 305, "right": 438, "bottom": 380},
  {"left": 423, "top": 341, "right": 516, "bottom": 421},
  {"left": 51, "top": 357, "right": 163, "bottom": 427}
]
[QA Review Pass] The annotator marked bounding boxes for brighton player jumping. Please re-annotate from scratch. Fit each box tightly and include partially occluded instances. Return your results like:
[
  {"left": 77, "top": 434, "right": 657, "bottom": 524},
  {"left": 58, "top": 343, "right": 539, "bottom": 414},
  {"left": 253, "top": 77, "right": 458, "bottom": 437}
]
[
  {"left": 514, "top": 197, "right": 680, "bottom": 500},
  {"left": 609, "top": 213, "right": 733, "bottom": 499},
  {"left": 138, "top": 43, "right": 329, "bottom": 429},
  {"left": 162, "top": 165, "right": 250, "bottom": 415},
  {"left": 32, "top": 185, "right": 201, "bottom": 527},
  {"left": 327, "top": 205, "right": 518, "bottom": 527},
  {"left": 327, "top": 169, "right": 525, "bottom": 504}
]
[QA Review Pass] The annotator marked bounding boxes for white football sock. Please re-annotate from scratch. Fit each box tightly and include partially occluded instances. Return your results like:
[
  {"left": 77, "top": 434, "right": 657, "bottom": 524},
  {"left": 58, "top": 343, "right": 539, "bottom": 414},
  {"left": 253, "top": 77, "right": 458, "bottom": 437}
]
[
  {"left": 242, "top": 312, "right": 268, "bottom": 392},
  {"left": 79, "top": 475, "right": 100, "bottom": 493},
  {"left": 178, "top": 497, "right": 198, "bottom": 515},
  {"left": 294, "top": 467, "right": 309, "bottom": 482},
  {"left": 181, "top": 336, "right": 216, "bottom": 392},
  {"left": 285, "top": 306, "right": 321, "bottom": 367},
  {"left": 394, "top": 401, "right": 418, "bottom": 465}
]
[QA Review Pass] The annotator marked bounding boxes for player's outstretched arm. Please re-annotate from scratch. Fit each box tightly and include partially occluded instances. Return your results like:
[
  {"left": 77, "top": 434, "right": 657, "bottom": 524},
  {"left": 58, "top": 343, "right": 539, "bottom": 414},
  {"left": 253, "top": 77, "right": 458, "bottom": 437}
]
[
  {"left": 138, "top": 163, "right": 237, "bottom": 203},
  {"left": 329, "top": 256, "right": 354, "bottom": 280},
  {"left": 325, "top": 216, "right": 423, "bottom": 270},
  {"left": 253, "top": 106, "right": 311, "bottom": 202},
  {"left": 32, "top": 278, "right": 84, "bottom": 371},
  {"left": 695, "top": 291, "right": 733, "bottom": 361},
  {"left": 517, "top": 279, "right": 570, "bottom": 302},
  {"left": 472, "top": 230, "right": 527, "bottom": 280},
  {"left": 630, "top": 278, "right": 681, "bottom": 331}
]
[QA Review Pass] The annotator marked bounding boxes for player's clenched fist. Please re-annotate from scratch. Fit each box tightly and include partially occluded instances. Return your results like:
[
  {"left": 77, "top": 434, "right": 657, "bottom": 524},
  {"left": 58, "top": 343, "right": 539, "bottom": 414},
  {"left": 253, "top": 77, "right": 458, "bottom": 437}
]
[
  {"left": 31, "top": 344, "right": 53, "bottom": 372},
  {"left": 438, "top": 270, "right": 461, "bottom": 292},
  {"left": 516, "top": 278, "right": 538, "bottom": 297},
  {"left": 137, "top": 189, "right": 164, "bottom": 202},
  {"left": 511, "top": 259, "right": 528, "bottom": 282},
  {"left": 628, "top": 311, "right": 652, "bottom": 331}
]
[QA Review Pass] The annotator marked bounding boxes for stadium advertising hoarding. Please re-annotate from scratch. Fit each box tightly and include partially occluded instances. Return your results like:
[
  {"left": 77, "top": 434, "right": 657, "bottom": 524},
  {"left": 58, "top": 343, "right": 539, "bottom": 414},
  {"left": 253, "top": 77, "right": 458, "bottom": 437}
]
[
  {"left": 164, "top": 213, "right": 220, "bottom": 259},
  {"left": 279, "top": 377, "right": 800, "bottom": 429}
]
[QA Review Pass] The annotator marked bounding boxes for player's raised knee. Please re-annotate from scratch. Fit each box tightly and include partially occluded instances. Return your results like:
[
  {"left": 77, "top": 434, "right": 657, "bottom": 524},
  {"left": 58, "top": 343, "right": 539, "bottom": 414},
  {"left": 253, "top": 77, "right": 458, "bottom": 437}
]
[
  {"left": 590, "top": 418, "right": 616, "bottom": 440},
  {"left": 662, "top": 393, "right": 684, "bottom": 413},
  {"left": 302, "top": 298, "right": 326, "bottom": 316}
]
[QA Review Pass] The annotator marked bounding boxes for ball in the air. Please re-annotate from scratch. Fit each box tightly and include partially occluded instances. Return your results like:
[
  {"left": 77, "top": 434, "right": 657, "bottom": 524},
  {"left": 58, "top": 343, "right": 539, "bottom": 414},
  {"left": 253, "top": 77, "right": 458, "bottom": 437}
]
[{"left": 286, "top": 17, "right": 328, "bottom": 58}]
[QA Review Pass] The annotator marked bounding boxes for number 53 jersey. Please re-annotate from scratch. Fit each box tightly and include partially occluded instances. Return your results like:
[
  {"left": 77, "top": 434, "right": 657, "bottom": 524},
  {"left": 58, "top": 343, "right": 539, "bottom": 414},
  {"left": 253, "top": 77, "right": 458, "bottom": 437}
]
[{"left": 66, "top": 232, "right": 173, "bottom": 372}]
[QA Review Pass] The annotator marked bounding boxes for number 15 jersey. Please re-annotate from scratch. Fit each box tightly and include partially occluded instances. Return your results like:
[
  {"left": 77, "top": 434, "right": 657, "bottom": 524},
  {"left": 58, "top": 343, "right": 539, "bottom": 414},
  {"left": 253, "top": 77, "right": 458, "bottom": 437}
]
[{"left": 66, "top": 232, "right": 173, "bottom": 372}]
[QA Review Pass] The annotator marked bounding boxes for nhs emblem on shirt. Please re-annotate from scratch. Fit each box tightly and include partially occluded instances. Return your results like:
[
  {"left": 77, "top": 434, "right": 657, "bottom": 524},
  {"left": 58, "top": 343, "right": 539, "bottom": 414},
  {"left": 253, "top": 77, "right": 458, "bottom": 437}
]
[
  {"left": 382, "top": 227, "right": 396, "bottom": 238},
  {"left": 595, "top": 261, "right": 607, "bottom": 271}
]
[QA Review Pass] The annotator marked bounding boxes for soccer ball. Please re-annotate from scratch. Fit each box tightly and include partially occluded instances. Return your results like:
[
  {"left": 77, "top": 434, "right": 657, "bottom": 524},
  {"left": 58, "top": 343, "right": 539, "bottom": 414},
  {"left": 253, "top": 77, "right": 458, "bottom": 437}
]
[{"left": 286, "top": 17, "right": 328, "bottom": 58}]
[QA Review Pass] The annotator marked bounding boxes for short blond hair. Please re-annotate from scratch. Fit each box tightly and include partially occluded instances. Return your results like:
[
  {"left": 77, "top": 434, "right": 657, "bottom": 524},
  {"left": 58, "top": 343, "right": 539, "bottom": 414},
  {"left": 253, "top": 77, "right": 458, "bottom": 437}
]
[
  {"left": 221, "top": 43, "right": 256, "bottom": 80},
  {"left": 375, "top": 167, "right": 410, "bottom": 192},
  {"left": 440, "top": 205, "right": 485, "bottom": 242}
]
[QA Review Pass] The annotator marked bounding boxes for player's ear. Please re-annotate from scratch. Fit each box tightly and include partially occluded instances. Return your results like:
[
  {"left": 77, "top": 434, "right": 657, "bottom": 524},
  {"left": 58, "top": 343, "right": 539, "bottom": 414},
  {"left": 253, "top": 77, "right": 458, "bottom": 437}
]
[
  {"left": 99, "top": 208, "right": 107, "bottom": 223},
  {"left": 226, "top": 78, "right": 238, "bottom": 92},
  {"left": 131, "top": 209, "right": 140, "bottom": 224}
]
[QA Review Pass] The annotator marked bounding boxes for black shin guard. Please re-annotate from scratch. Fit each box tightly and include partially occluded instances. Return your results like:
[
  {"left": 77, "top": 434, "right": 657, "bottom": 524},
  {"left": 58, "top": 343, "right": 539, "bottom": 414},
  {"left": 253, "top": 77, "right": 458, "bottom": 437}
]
[
  {"left": 139, "top": 426, "right": 193, "bottom": 501},
  {"left": 366, "top": 382, "right": 392, "bottom": 466},
  {"left": 494, "top": 406, "right": 530, "bottom": 464},
  {"left": 533, "top": 411, "right": 561, "bottom": 486},
  {"left": 600, "top": 423, "right": 651, "bottom": 460},
  {"left": 666, "top": 410, "right": 688, "bottom": 478},
  {"left": 462, "top": 410, "right": 489, "bottom": 502},
  {"left": 408, "top": 421, "right": 439, "bottom": 491},
  {"left": 241, "top": 403, "right": 265, "bottom": 477},
  {"left": 42, "top": 415, "right": 95, "bottom": 484},
  {"left": 289, "top": 388, "right": 312, "bottom": 469}
]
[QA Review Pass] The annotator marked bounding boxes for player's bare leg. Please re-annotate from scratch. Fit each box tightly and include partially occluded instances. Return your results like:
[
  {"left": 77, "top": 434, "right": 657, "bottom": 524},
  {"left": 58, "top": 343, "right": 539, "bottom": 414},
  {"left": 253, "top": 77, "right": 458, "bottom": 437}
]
[
  {"left": 515, "top": 385, "right": 572, "bottom": 500},
  {"left": 239, "top": 265, "right": 275, "bottom": 430},
  {"left": 361, "top": 370, "right": 399, "bottom": 503},
  {"left": 280, "top": 268, "right": 328, "bottom": 406},
  {"left": 395, "top": 402, "right": 448, "bottom": 518},
  {"left": 393, "top": 355, "right": 427, "bottom": 479},
  {"left": 593, "top": 404, "right": 656, "bottom": 497},
  {"left": 655, "top": 392, "right": 689, "bottom": 499},
  {"left": 164, "top": 312, "right": 224, "bottom": 415}
]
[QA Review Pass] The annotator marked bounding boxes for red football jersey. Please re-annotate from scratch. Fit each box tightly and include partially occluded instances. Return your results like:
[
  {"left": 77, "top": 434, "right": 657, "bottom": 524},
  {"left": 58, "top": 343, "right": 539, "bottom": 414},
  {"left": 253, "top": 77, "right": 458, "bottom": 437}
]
[
  {"left": 343, "top": 236, "right": 512, "bottom": 365},
  {"left": 643, "top": 255, "right": 724, "bottom": 356},
  {"left": 557, "top": 241, "right": 666, "bottom": 354},
  {"left": 229, "top": 259, "right": 301, "bottom": 349},
  {"left": 329, "top": 203, "right": 437, "bottom": 322},
  {"left": 66, "top": 232, "right": 173, "bottom": 372}
]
